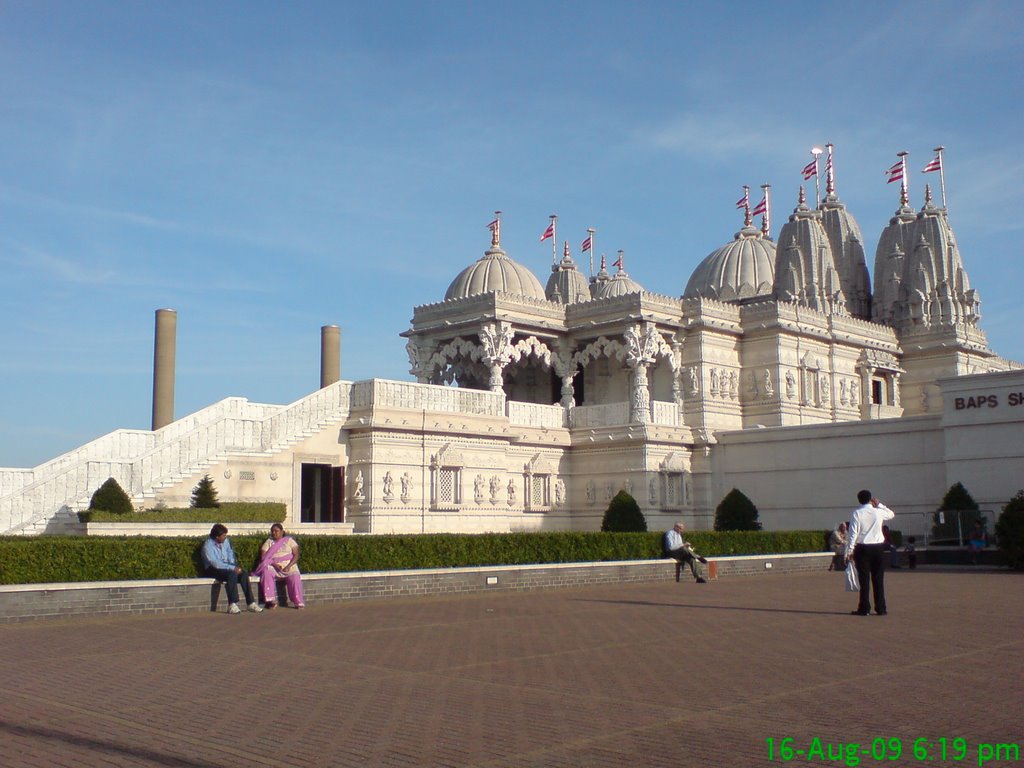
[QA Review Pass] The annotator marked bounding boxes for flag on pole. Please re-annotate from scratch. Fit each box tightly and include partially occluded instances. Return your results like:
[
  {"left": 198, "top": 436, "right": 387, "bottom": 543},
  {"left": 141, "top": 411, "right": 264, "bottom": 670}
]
[
  {"left": 751, "top": 196, "right": 767, "bottom": 216},
  {"left": 612, "top": 254, "right": 623, "bottom": 269},
  {"left": 539, "top": 222, "right": 554, "bottom": 242},
  {"left": 487, "top": 218, "right": 499, "bottom": 233},
  {"left": 885, "top": 161, "right": 904, "bottom": 184},
  {"left": 581, "top": 234, "right": 593, "bottom": 252},
  {"left": 735, "top": 191, "right": 749, "bottom": 209},
  {"left": 825, "top": 153, "right": 833, "bottom": 175},
  {"left": 922, "top": 155, "right": 942, "bottom": 174},
  {"left": 801, "top": 160, "right": 817, "bottom": 180}
]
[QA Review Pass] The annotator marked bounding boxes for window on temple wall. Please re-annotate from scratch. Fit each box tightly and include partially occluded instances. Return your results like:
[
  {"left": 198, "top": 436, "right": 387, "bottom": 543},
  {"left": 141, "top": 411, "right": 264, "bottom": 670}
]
[
  {"left": 528, "top": 474, "right": 550, "bottom": 511},
  {"left": 432, "top": 466, "right": 462, "bottom": 508},
  {"left": 871, "top": 378, "right": 884, "bottom": 405},
  {"left": 661, "top": 473, "right": 682, "bottom": 508}
]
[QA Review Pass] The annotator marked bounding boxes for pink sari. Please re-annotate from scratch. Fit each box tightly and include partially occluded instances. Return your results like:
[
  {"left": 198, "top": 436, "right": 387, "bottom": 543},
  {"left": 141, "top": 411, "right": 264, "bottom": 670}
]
[{"left": 253, "top": 536, "right": 305, "bottom": 607}]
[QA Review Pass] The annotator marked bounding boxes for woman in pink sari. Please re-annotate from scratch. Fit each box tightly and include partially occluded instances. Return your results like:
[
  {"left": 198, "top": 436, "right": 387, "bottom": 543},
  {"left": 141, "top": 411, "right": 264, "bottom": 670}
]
[{"left": 254, "top": 523, "right": 305, "bottom": 609}]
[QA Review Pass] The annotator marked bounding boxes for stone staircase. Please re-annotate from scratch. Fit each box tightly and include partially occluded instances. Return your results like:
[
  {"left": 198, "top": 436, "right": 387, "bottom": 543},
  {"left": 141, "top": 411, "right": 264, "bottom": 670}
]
[{"left": 1, "top": 380, "right": 353, "bottom": 535}]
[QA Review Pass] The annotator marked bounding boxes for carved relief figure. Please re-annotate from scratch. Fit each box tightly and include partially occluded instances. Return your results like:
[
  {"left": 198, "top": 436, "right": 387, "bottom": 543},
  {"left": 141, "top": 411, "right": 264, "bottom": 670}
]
[
  {"left": 586, "top": 480, "right": 596, "bottom": 506},
  {"left": 353, "top": 470, "right": 365, "bottom": 502},
  {"left": 839, "top": 379, "right": 848, "bottom": 405},
  {"left": 849, "top": 379, "right": 859, "bottom": 408},
  {"left": 474, "top": 474, "right": 485, "bottom": 504},
  {"left": 687, "top": 366, "right": 699, "bottom": 395},
  {"left": 649, "top": 477, "right": 658, "bottom": 504},
  {"left": 710, "top": 368, "right": 719, "bottom": 395},
  {"left": 400, "top": 472, "right": 412, "bottom": 502},
  {"left": 785, "top": 370, "right": 796, "bottom": 400},
  {"left": 604, "top": 481, "right": 614, "bottom": 501},
  {"left": 554, "top": 478, "right": 565, "bottom": 506},
  {"left": 507, "top": 479, "right": 517, "bottom": 505},
  {"left": 729, "top": 371, "right": 738, "bottom": 399},
  {"left": 489, "top": 475, "right": 501, "bottom": 504},
  {"left": 763, "top": 369, "right": 774, "bottom": 397},
  {"left": 821, "top": 376, "right": 830, "bottom": 402},
  {"left": 382, "top": 471, "right": 394, "bottom": 501}
]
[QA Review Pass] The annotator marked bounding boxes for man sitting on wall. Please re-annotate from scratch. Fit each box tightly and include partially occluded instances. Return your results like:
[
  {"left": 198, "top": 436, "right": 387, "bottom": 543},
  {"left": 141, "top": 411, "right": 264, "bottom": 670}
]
[
  {"left": 202, "top": 523, "right": 264, "bottom": 614},
  {"left": 663, "top": 522, "right": 708, "bottom": 583}
]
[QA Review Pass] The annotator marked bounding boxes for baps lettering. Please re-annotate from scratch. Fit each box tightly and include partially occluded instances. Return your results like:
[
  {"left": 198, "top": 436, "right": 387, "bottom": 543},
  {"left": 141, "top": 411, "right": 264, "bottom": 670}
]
[
  {"left": 1010, "top": 392, "right": 1024, "bottom": 407},
  {"left": 954, "top": 395, "right": 999, "bottom": 410}
]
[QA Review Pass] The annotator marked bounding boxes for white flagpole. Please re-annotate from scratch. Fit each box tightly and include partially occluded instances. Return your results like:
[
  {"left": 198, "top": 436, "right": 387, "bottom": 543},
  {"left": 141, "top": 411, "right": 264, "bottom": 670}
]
[
  {"left": 934, "top": 146, "right": 947, "bottom": 210},
  {"left": 587, "top": 227, "right": 595, "bottom": 278},
  {"left": 897, "top": 151, "right": 909, "bottom": 207},
  {"left": 550, "top": 214, "right": 558, "bottom": 266},
  {"left": 811, "top": 147, "right": 823, "bottom": 207},
  {"left": 761, "top": 183, "right": 771, "bottom": 239}
]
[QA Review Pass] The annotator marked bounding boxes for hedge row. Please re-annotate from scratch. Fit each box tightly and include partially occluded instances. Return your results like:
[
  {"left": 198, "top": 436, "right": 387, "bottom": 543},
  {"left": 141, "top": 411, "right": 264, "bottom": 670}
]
[
  {"left": 0, "top": 530, "right": 830, "bottom": 585},
  {"left": 81, "top": 502, "right": 287, "bottom": 524}
]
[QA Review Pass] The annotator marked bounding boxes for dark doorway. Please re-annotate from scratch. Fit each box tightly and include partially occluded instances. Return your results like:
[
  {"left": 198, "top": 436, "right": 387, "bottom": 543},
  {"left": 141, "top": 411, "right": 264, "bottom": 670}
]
[{"left": 301, "top": 464, "right": 345, "bottom": 523}]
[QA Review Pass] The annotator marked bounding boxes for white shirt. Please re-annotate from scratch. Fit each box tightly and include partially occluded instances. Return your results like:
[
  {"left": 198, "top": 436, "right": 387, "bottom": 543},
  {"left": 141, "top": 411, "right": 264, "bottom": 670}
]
[
  {"left": 665, "top": 528, "right": 684, "bottom": 551},
  {"left": 845, "top": 502, "right": 895, "bottom": 557}
]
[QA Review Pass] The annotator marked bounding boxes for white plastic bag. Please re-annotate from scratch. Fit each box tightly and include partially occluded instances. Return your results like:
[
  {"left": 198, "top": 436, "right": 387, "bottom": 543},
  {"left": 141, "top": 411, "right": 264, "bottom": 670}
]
[{"left": 845, "top": 561, "right": 860, "bottom": 592}]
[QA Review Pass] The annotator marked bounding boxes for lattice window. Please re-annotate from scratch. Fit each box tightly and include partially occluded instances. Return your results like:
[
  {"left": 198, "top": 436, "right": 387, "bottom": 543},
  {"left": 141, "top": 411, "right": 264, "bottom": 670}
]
[
  {"left": 431, "top": 466, "right": 461, "bottom": 509},
  {"left": 661, "top": 472, "right": 683, "bottom": 509}
]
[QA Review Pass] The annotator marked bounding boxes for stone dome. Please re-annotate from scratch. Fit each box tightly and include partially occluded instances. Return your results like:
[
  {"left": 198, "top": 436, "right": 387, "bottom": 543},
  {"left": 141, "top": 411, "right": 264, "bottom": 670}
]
[
  {"left": 545, "top": 244, "right": 591, "bottom": 304},
  {"left": 445, "top": 243, "right": 546, "bottom": 302},
  {"left": 593, "top": 269, "right": 643, "bottom": 299},
  {"left": 684, "top": 224, "right": 776, "bottom": 302}
]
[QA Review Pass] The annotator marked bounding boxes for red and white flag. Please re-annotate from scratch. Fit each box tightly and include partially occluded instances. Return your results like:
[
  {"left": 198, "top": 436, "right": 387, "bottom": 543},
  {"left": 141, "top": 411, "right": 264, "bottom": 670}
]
[
  {"left": 611, "top": 254, "right": 623, "bottom": 269},
  {"left": 539, "top": 222, "right": 555, "bottom": 242},
  {"left": 922, "top": 155, "right": 942, "bottom": 174},
  {"left": 487, "top": 218, "right": 499, "bottom": 233},
  {"left": 581, "top": 234, "right": 593, "bottom": 252},
  {"left": 735, "top": 192, "right": 748, "bottom": 209},
  {"left": 801, "top": 159, "right": 817, "bottom": 180},
  {"left": 751, "top": 196, "right": 767, "bottom": 216},
  {"left": 885, "top": 161, "right": 904, "bottom": 184}
]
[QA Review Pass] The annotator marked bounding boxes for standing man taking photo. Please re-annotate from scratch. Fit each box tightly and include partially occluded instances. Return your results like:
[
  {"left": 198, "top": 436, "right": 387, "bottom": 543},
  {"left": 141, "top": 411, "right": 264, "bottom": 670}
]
[{"left": 845, "top": 490, "right": 895, "bottom": 616}]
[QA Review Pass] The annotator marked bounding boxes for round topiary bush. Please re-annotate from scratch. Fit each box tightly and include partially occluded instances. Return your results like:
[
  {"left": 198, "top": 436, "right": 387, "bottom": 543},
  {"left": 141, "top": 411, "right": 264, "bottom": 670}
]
[
  {"left": 995, "top": 490, "right": 1024, "bottom": 570},
  {"left": 601, "top": 490, "right": 647, "bottom": 532},
  {"left": 714, "top": 488, "right": 762, "bottom": 531},
  {"left": 88, "top": 477, "right": 134, "bottom": 515}
]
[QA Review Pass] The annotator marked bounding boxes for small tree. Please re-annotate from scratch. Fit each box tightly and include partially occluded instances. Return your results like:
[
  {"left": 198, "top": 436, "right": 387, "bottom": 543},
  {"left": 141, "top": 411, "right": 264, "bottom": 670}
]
[
  {"left": 89, "top": 477, "right": 133, "bottom": 515},
  {"left": 714, "top": 488, "right": 762, "bottom": 531},
  {"left": 191, "top": 474, "right": 221, "bottom": 509},
  {"left": 601, "top": 490, "right": 647, "bottom": 532},
  {"left": 995, "top": 490, "right": 1024, "bottom": 570},
  {"left": 932, "top": 481, "right": 981, "bottom": 542}
]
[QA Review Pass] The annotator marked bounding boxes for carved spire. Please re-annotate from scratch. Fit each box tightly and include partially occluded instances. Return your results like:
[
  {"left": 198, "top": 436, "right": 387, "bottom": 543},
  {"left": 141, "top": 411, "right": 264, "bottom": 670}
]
[
  {"left": 798, "top": 185, "right": 807, "bottom": 208},
  {"left": 825, "top": 142, "right": 835, "bottom": 196},
  {"left": 488, "top": 211, "right": 502, "bottom": 247},
  {"left": 923, "top": 184, "right": 934, "bottom": 209}
]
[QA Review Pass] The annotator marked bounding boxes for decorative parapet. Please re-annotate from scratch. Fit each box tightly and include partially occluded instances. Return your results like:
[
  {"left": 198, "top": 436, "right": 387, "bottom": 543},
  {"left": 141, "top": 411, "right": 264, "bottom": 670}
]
[
  {"left": 351, "top": 379, "right": 504, "bottom": 417},
  {"left": 507, "top": 401, "right": 567, "bottom": 429},
  {"left": 570, "top": 402, "right": 629, "bottom": 428}
]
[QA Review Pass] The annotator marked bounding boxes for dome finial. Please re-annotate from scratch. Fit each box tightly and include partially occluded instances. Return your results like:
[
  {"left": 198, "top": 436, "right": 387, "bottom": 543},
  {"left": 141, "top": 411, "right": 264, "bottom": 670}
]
[
  {"left": 924, "top": 184, "right": 934, "bottom": 208},
  {"left": 613, "top": 250, "right": 625, "bottom": 273},
  {"left": 825, "top": 143, "right": 836, "bottom": 197},
  {"left": 798, "top": 185, "right": 807, "bottom": 207},
  {"left": 487, "top": 211, "right": 502, "bottom": 247}
]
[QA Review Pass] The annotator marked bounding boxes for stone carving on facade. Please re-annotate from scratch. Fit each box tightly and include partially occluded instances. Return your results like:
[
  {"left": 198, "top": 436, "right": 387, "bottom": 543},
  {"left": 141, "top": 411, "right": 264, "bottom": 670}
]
[
  {"left": 474, "top": 474, "right": 485, "bottom": 504},
  {"left": 821, "top": 376, "right": 830, "bottom": 403},
  {"left": 507, "top": 479, "right": 516, "bottom": 505},
  {"left": 763, "top": 369, "right": 774, "bottom": 398},
  {"left": 729, "top": 370, "right": 738, "bottom": 399},
  {"left": 479, "top": 322, "right": 514, "bottom": 393},
  {"left": 604, "top": 481, "right": 614, "bottom": 502},
  {"left": 839, "top": 379, "right": 848, "bottom": 405},
  {"left": 710, "top": 368, "right": 719, "bottom": 396},
  {"left": 624, "top": 323, "right": 662, "bottom": 424},
  {"left": 383, "top": 471, "right": 394, "bottom": 503},
  {"left": 749, "top": 370, "right": 759, "bottom": 398},
  {"left": 400, "top": 472, "right": 412, "bottom": 503},
  {"left": 624, "top": 478, "right": 633, "bottom": 495},
  {"left": 648, "top": 477, "right": 658, "bottom": 504},
  {"left": 431, "top": 443, "right": 465, "bottom": 470},
  {"left": 686, "top": 366, "right": 699, "bottom": 396},
  {"left": 849, "top": 379, "right": 859, "bottom": 408},
  {"left": 352, "top": 470, "right": 365, "bottom": 503},
  {"left": 586, "top": 480, "right": 596, "bottom": 506},
  {"left": 554, "top": 478, "right": 565, "bottom": 506},
  {"left": 785, "top": 370, "right": 796, "bottom": 400},
  {"left": 489, "top": 475, "right": 501, "bottom": 504}
]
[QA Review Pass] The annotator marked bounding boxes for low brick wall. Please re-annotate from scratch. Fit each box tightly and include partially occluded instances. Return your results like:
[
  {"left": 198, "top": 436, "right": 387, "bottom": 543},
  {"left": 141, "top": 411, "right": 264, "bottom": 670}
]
[{"left": 0, "top": 552, "right": 832, "bottom": 623}]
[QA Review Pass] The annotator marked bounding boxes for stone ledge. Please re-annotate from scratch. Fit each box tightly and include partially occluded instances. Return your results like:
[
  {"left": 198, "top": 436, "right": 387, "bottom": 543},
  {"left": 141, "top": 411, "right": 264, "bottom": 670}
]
[{"left": 0, "top": 552, "right": 833, "bottom": 623}]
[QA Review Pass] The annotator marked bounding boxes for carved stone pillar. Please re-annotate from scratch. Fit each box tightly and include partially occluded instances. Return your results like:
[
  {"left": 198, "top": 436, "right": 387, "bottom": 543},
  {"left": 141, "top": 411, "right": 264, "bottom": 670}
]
[
  {"left": 671, "top": 340, "right": 683, "bottom": 406},
  {"left": 630, "top": 364, "right": 652, "bottom": 423},
  {"left": 480, "top": 322, "right": 514, "bottom": 395}
]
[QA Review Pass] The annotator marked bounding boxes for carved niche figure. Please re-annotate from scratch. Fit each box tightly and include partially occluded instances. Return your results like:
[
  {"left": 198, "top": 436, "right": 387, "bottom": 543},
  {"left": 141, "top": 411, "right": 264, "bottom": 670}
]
[
  {"left": 400, "top": 472, "right": 412, "bottom": 503},
  {"left": 554, "top": 479, "right": 566, "bottom": 506},
  {"left": 586, "top": 480, "right": 596, "bottom": 506},
  {"left": 785, "top": 370, "right": 796, "bottom": 400},
  {"left": 820, "top": 376, "right": 830, "bottom": 402},
  {"left": 687, "top": 366, "right": 699, "bottom": 395},
  {"left": 839, "top": 379, "right": 848, "bottom": 405},
  {"left": 507, "top": 479, "right": 517, "bottom": 505},
  {"left": 849, "top": 379, "right": 859, "bottom": 407},
  {"left": 710, "top": 368, "right": 719, "bottom": 395},
  {"left": 649, "top": 477, "right": 658, "bottom": 504},
  {"left": 763, "top": 369, "right": 774, "bottom": 397},
  {"left": 728, "top": 371, "right": 738, "bottom": 399},
  {"left": 353, "top": 470, "right": 365, "bottom": 502},
  {"left": 383, "top": 471, "right": 394, "bottom": 502},
  {"left": 489, "top": 475, "right": 501, "bottom": 504},
  {"left": 474, "top": 474, "right": 485, "bottom": 504},
  {"left": 604, "top": 481, "right": 614, "bottom": 501}
]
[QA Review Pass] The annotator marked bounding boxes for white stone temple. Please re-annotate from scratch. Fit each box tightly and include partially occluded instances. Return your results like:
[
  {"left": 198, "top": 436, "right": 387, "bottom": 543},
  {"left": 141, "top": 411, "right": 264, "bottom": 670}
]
[{"left": 2, "top": 150, "right": 1021, "bottom": 537}]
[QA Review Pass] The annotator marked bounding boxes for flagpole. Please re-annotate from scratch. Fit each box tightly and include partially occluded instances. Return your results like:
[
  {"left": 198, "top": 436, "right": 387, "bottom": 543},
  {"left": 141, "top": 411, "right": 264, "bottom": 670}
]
[
  {"left": 825, "top": 142, "right": 835, "bottom": 198},
  {"left": 934, "top": 146, "right": 947, "bottom": 210},
  {"left": 811, "top": 147, "right": 823, "bottom": 207},
  {"left": 898, "top": 151, "right": 909, "bottom": 207},
  {"left": 549, "top": 214, "right": 558, "bottom": 266},
  {"left": 587, "top": 227, "right": 595, "bottom": 278},
  {"left": 761, "top": 183, "right": 771, "bottom": 239}
]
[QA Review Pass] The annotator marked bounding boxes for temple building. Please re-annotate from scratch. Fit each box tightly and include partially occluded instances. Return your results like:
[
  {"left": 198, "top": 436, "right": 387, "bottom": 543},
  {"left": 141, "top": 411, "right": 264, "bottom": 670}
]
[{"left": 2, "top": 149, "right": 1020, "bottom": 537}]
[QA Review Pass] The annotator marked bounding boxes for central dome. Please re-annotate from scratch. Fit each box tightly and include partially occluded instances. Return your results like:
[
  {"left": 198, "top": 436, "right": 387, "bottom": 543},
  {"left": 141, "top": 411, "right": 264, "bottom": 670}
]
[
  {"left": 445, "top": 244, "right": 546, "bottom": 302},
  {"left": 684, "top": 224, "right": 776, "bottom": 302}
]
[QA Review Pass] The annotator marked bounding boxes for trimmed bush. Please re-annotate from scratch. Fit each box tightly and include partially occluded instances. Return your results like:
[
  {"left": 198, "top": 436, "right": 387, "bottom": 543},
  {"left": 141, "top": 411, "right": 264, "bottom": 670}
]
[
  {"left": 600, "top": 490, "right": 647, "bottom": 532},
  {"left": 191, "top": 474, "right": 220, "bottom": 509},
  {"left": 0, "top": 530, "right": 829, "bottom": 585},
  {"left": 932, "top": 481, "right": 982, "bottom": 542},
  {"left": 995, "top": 490, "right": 1024, "bottom": 570},
  {"left": 88, "top": 478, "right": 133, "bottom": 516},
  {"left": 86, "top": 502, "right": 287, "bottom": 524},
  {"left": 714, "top": 488, "right": 762, "bottom": 531}
]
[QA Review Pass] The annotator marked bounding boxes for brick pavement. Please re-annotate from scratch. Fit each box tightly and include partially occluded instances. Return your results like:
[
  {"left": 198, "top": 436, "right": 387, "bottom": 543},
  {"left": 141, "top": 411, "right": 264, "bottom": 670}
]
[{"left": 0, "top": 569, "right": 1020, "bottom": 767}]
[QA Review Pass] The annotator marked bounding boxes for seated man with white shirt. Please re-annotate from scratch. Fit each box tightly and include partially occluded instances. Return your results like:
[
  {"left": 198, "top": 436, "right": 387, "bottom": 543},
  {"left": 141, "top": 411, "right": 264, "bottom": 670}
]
[
  {"left": 844, "top": 490, "right": 895, "bottom": 616},
  {"left": 663, "top": 522, "right": 708, "bottom": 584}
]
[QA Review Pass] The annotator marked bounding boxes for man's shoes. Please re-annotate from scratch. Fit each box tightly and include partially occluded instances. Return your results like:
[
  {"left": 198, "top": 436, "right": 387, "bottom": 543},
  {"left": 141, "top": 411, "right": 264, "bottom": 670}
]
[
  {"left": 228, "top": 603, "right": 241, "bottom": 614},
  {"left": 698, "top": 556, "right": 708, "bottom": 564},
  {"left": 695, "top": 577, "right": 707, "bottom": 584},
  {"left": 875, "top": 610, "right": 888, "bottom": 616},
  {"left": 265, "top": 602, "right": 277, "bottom": 610},
  {"left": 247, "top": 602, "right": 264, "bottom": 613},
  {"left": 850, "top": 610, "right": 869, "bottom": 616}
]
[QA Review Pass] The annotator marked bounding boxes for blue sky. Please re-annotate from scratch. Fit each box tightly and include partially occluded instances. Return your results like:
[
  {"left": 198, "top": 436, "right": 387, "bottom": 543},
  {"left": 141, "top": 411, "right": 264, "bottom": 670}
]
[{"left": 2, "top": 1, "right": 1022, "bottom": 468}]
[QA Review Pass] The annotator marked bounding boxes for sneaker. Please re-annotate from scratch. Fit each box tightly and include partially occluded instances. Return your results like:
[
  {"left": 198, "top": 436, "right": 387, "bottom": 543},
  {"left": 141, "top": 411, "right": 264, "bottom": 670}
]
[
  {"left": 264, "top": 602, "right": 277, "bottom": 610},
  {"left": 247, "top": 603, "right": 264, "bottom": 613},
  {"left": 695, "top": 577, "right": 707, "bottom": 584},
  {"left": 228, "top": 603, "right": 241, "bottom": 614},
  {"left": 294, "top": 603, "right": 305, "bottom": 609}
]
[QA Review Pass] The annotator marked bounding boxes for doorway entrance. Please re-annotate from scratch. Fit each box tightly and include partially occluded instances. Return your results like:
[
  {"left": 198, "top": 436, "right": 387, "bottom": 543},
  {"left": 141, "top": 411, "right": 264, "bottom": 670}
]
[{"left": 300, "top": 464, "right": 345, "bottom": 523}]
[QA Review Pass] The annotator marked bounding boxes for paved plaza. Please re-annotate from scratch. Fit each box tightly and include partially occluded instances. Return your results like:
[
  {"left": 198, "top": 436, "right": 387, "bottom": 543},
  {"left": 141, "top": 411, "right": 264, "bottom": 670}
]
[{"left": 0, "top": 569, "right": 1020, "bottom": 767}]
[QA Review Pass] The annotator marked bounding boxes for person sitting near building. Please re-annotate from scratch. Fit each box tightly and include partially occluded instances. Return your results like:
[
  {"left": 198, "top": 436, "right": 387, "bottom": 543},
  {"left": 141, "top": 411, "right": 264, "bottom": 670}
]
[
  {"left": 663, "top": 522, "right": 708, "bottom": 584},
  {"left": 201, "top": 523, "right": 263, "bottom": 614},
  {"left": 253, "top": 523, "right": 305, "bottom": 609},
  {"left": 967, "top": 520, "right": 988, "bottom": 565},
  {"left": 904, "top": 536, "right": 917, "bottom": 570},
  {"left": 828, "top": 522, "right": 848, "bottom": 571}
]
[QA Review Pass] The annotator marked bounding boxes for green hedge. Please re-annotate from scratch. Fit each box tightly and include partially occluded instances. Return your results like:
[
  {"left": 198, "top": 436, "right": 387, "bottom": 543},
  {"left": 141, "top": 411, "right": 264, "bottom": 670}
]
[
  {"left": 81, "top": 502, "right": 287, "bottom": 524},
  {"left": 0, "top": 530, "right": 831, "bottom": 585}
]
